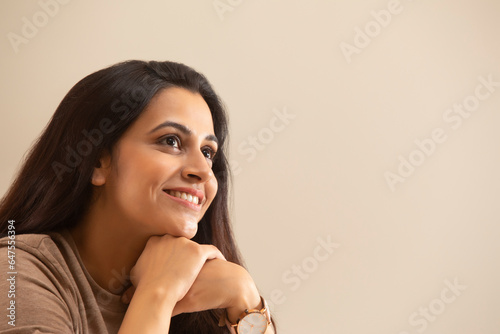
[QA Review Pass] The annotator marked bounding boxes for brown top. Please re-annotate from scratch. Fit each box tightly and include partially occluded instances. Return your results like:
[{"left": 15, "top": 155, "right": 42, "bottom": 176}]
[{"left": 0, "top": 230, "right": 127, "bottom": 333}]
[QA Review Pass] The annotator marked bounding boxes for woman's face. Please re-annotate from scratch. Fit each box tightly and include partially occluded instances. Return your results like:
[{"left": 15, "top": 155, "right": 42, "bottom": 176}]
[{"left": 94, "top": 87, "right": 218, "bottom": 239}]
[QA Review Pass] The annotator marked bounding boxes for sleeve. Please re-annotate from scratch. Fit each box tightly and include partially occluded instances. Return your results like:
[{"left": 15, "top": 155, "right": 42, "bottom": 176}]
[{"left": 0, "top": 239, "right": 76, "bottom": 333}]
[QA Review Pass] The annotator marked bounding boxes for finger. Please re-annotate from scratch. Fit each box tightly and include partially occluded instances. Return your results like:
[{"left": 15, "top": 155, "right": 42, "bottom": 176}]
[{"left": 200, "top": 244, "right": 226, "bottom": 261}]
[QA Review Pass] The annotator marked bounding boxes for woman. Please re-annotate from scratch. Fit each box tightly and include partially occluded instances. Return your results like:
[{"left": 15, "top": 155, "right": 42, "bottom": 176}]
[{"left": 0, "top": 60, "right": 276, "bottom": 333}]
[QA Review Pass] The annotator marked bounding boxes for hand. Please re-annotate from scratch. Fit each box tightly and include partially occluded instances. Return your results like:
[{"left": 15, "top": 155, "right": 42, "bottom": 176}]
[
  {"left": 121, "top": 234, "right": 225, "bottom": 305},
  {"left": 172, "top": 259, "right": 261, "bottom": 322}
]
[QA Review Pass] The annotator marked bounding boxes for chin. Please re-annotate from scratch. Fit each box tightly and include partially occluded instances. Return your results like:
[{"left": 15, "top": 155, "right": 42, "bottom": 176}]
[{"left": 178, "top": 221, "right": 198, "bottom": 239}]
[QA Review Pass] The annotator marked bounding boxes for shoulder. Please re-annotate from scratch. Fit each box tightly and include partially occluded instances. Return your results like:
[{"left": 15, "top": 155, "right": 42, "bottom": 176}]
[
  {"left": 0, "top": 231, "right": 89, "bottom": 307},
  {"left": 1, "top": 232, "right": 58, "bottom": 250},
  {"left": 0, "top": 231, "right": 84, "bottom": 332},
  {"left": 0, "top": 231, "right": 76, "bottom": 297},
  {"left": 0, "top": 232, "right": 68, "bottom": 272}
]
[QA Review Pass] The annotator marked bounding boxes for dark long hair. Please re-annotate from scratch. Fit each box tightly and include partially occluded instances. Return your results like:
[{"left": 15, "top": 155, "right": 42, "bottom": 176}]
[{"left": 0, "top": 60, "right": 241, "bottom": 333}]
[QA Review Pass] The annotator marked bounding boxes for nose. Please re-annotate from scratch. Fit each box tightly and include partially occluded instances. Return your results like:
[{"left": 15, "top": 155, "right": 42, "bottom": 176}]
[{"left": 181, "top": 149, "right": 214, "bottom": 183}]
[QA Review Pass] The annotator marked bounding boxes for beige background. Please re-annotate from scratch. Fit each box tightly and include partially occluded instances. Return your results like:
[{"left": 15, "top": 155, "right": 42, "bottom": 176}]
[{"left": 1, "top": 1, "right": 499, "bottom": 333}]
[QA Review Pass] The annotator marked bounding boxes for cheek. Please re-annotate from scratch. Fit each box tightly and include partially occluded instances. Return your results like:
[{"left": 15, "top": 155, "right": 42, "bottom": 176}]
[
  {"left": 126, "top": 146, "right": 176, "bottom": 174},
  {"left": 111, "top": 149, "right": 176, "bottom": 194},
  {"left": 206, "top": 177, "right": 218, "bottom": 205}
]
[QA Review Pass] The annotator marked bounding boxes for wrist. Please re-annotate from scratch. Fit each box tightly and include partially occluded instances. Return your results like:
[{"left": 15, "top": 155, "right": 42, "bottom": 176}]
[
  {"left": 134, "top": 284, "right": 177, "bottom": 312},
  {"left": 120, "top": 285, "right": 177, "bottom": 333},
  {"left": 226, "top": 279, "right": 261, "bottom": 323}
]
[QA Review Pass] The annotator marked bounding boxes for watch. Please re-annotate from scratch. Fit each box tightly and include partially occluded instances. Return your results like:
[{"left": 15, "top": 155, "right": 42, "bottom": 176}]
[{"left": 225, "top": 296, "right": 271, "bottom": 334}]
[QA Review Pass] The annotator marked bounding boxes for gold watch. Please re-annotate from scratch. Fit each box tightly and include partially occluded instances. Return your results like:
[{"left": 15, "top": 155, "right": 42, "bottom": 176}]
[{"left": 222, "top": 296, "right": 271, "bottom": 334}]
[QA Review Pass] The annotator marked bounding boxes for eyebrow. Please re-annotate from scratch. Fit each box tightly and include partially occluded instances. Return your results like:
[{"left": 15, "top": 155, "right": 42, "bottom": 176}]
[{"left": 149, "top": 121, "right": 218, "bottom": 144}]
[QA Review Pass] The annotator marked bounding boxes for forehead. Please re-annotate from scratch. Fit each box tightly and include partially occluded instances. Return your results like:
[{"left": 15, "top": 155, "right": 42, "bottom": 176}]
[{"left": 131, "top": 87, "right": 215, "bottom": 136}]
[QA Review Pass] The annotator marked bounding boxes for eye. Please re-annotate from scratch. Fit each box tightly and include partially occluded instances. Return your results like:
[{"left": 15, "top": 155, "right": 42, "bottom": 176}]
[
  {"left": 202, "top": 146, "right": 217, "bottom": 161},
  {"left": 158, "top": 135, "right": 181, "bottom": 148}
]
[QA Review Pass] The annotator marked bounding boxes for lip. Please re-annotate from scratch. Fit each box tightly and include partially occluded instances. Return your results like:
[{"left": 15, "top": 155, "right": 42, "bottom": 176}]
[{"left": 162, "top": 187, "right": 205, "bottom": 212}]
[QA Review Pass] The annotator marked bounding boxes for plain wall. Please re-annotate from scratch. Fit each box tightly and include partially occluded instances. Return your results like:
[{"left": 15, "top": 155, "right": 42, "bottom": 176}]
[{"left": 1, "top": 1, "right": 499, "bottom": 333}]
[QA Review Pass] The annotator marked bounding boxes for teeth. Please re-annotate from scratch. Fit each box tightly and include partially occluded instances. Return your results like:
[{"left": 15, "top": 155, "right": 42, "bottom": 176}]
[{"left": 167, "top": 190, "right": 200, "bottom": 205}]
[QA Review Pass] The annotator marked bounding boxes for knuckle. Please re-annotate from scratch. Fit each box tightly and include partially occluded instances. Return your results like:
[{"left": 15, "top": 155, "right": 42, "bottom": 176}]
[
  {"left": 191, "top": 243, "right": 204, "bottom": 256},
  {"left": 147, "top": 235, "right": 161, "bottom": 246},
  {"left": 179, "top": 238, "right": 200, "bottom": 254}
]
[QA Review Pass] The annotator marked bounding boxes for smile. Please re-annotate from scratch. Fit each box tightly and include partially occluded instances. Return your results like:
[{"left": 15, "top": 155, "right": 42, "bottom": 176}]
[{"left": 165, "top": 190, "right": 200, "bottom": 204}]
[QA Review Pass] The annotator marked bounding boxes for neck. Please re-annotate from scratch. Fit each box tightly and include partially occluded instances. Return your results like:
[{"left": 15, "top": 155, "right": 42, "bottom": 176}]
[{"left": 70, "top": 201, "right": 148, "bottom": 294}]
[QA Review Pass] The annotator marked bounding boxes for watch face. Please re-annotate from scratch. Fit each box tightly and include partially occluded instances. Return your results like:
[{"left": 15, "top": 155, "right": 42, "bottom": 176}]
[{"left": 237, "top": 312, "right": 268, "bottom": 334}]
